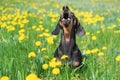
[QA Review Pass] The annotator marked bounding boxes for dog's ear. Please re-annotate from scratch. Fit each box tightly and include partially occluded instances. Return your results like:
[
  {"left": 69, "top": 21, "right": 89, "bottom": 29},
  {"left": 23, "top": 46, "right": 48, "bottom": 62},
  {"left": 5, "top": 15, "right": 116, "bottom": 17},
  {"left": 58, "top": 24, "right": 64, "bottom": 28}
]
[
  {"left": 75, "top": 18, "right": 85, "bottom": 36},
  {"left": 52, "top": 22, "right": 61, "bottom": 35}
]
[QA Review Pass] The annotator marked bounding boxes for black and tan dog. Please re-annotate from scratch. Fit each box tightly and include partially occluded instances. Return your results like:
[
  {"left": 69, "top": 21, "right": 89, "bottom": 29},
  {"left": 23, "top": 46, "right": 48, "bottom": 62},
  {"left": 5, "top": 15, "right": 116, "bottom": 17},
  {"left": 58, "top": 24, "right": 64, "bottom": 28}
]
[{"left": 52, "top": 6, "right": 85, "bottom": 67}]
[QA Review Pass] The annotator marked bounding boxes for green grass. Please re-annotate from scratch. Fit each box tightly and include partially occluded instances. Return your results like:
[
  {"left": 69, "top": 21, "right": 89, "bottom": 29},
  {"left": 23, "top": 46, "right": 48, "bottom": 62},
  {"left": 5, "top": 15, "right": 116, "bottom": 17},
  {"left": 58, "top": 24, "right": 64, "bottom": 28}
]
[{"left": 0, "top": 0, "right": 120, "bottom": 80}]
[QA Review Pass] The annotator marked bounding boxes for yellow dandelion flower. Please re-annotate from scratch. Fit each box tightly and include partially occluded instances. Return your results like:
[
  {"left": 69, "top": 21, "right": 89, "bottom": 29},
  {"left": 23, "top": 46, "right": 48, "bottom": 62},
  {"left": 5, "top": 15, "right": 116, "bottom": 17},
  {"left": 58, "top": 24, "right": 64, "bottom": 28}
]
[
  {"left": 107, "top": 24, "right": 116, "bottom": 30},
  {"left": 52, "top": 68, "right": 60, "bottom": 75},
  {"left": 22, "top": 19, "right": 29, "bottom": 24},
  {"left": 35, "top": 41, "right": 41, "bottom": 47},
  {"left": 115, "top": 55, "right": 120, "bottom": 62},
  {"left": 91, "top": 48, "right": 99, "bottom": 53},
  {"left": 42, "top": 64, "right": 48, "bottom": 70},
  {"left": 6, "top": 25, "right": 15, "bottom": 31},
  {"left": 114, "top": 30, "right": 120, "bottom": 34},
  {"left": 18, "top": 34, "right": 26, "bottom": 43},
  {"left": 51, "top": 18, "right": 57, "bottom": 23},
  {"left": 94, "top": 14, "right": 104, "bottom": 21},
  {"left": 36, "top": 28, "right": 41, "bottom": 31},
  {"left": 26, "top": 73, "right": 37, "bottom": 80},
  {"left": 19, "top": 23, "right": 24, "bottom": 28},
  {"left": 102, "top": 46, "right": 107, "bottom": 50},
  {"left": 56, "top": 61, "right": 62, "bottom": 66},
  {"left": 61, "top": 55, "right": 68, "bottom": 60},
  {"left": 86, "top": 50, "right": 91, "bottom": 55},
  {"left": 92, "top": 35, "right": 97, "bottom": 40},
  {"left": 39, "top": 34, "right": 44, "bottom": 37},
  {"left": 44, "top": 55, "right": 49, "bottom": 59},
  {"left": 41, "top": 48, "right": 46, "bottom": 51},
  {"left": 11, "top": 21, "right": 17, "bottom": 26},
  {"left": 86, "top": 32, "right": 90, "bottom": 36},
  {"left": 43, "top": 33, "right": 50, "bottom": 37},
  {"left": 98, "top": 52, "right": 104, "bottom": 57},
  {"left": 26, "top": 73, "right": 42, "bottom": 80},
  {"left": 1, "top": 22, "right": 7, "bottom": 28},
  {"left": 32, "top": 26, "right": 36, "bottom": 29},
  {"left": 49, "top": 61, "right": 57, "bottom": 68},
  {"left": 44, "top": 29, "right": 49, "bottom": 33},
  {"left": 37, "top": 78, "right": 42, "bottom": 80},
  {"left": 1, "top": 76, "right": 9, "bottom": 80},
  {"left": 51, "top": 58, "right": 56, "bottom": 62},
  {"left": 39, "top": 25, "right": 44, "bottom": 31},
  {"left": 28, "top": 52, "right": 36, "bottom": 58},
  {"left": 46, "top": 37, "right": 54, "bottom": 45},
  {"left": 49, "top": 58, "right": 57, "bottom": 68},
  {"left": 52, "top": 35, "right": 57, "bottom": 39},
  {"left": 18, "top": 29, "right": 25, "bottom": 34},
  {"left": 39, "top": 21, "right": 43, "bottom": 24}
]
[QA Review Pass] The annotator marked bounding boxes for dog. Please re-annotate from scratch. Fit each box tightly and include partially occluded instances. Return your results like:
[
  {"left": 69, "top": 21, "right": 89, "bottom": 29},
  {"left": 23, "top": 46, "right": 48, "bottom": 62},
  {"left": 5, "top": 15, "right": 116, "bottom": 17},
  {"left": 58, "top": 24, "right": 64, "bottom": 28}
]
[{"left": 52, "top": 6, "right": 85, "bottom": 67}]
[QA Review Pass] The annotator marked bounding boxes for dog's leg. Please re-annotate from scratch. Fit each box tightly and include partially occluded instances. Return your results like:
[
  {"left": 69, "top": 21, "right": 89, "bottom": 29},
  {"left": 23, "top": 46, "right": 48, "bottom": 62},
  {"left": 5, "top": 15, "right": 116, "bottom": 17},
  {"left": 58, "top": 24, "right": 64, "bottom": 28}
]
[
  {"left": 54, "top": 48, "right": 63, "bottom": 61},
  {"left": 72, "top": 49, "right": 83, "bottom": 67},
  {"left": 54, "top": 48, "right": 59, "bottom": 61}
]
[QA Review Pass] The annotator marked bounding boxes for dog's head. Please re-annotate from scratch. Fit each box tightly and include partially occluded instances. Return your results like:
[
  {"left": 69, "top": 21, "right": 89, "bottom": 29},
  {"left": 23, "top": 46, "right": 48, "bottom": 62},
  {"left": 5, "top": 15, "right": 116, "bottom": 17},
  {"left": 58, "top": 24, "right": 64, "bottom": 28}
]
[
  {"left": 52, "top": 5, "right": 85, "bottom": 36},
  {"left": 60, "top": 6, "right": 72, "bottom": 27}
]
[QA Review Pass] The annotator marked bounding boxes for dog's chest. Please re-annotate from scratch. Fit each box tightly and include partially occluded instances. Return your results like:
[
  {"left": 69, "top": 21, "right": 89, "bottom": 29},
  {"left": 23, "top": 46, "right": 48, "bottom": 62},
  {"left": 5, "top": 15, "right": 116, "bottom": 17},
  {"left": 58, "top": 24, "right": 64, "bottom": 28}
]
[
  {"left": 63, "top": 25, "right": 72, "bottom": 43},
  {"left": 61, "top": 35, "right": 74, "bottom": 53}
]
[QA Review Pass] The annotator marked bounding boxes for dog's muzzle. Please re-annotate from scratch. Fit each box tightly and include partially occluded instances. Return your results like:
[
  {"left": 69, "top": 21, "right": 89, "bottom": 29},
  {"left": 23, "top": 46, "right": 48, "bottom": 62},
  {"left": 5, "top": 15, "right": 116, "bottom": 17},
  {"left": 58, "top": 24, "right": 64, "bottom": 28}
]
[
  {"left": 60, "top": 5, "right": 73, "bottom": 27},
  {"left": 61, "top": 12, "right": 71, "bottom": 26},
  {"left": 61, "top": 18, "right": 71, "bottom": 26}
]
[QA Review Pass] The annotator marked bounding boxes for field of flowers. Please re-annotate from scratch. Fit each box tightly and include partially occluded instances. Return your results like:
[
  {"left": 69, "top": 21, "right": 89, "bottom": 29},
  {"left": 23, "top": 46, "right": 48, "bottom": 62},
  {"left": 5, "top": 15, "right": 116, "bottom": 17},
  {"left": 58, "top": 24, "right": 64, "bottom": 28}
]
[{"left": 0, "top": 0, "right": 120, "bottom": 80}]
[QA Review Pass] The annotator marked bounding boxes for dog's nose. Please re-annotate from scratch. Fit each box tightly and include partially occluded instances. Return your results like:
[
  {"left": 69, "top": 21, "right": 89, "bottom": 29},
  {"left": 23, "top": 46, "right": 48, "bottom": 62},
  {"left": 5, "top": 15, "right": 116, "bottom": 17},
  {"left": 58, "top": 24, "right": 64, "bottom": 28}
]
[{"left": 63, "top": 5, "right": 69, "bottom": 11}]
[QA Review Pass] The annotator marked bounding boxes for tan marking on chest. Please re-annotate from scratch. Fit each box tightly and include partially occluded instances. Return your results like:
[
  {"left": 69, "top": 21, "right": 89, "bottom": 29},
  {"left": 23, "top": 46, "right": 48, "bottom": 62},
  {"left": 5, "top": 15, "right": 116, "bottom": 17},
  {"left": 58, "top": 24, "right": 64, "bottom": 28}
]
[{"left": 60, "top": 22, "right": 72, "bottom": 43}]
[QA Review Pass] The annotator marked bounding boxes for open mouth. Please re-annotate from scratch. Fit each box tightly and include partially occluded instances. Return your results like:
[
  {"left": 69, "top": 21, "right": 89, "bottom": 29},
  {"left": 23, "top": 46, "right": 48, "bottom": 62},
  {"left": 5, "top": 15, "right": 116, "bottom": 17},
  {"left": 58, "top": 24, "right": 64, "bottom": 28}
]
[
  {"left": 63, "top": 12, "right": 69, "bottom": 19},
  {"left": 61, "top": 11, "right": 71, "bottom": 27}
]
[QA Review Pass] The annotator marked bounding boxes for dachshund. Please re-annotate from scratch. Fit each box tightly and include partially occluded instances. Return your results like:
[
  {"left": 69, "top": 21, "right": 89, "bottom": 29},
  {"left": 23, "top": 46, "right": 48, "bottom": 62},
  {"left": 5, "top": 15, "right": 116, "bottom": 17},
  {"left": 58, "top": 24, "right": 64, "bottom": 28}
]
[{"left": 52, "top": 5, "right": 85, "bottom": 67}]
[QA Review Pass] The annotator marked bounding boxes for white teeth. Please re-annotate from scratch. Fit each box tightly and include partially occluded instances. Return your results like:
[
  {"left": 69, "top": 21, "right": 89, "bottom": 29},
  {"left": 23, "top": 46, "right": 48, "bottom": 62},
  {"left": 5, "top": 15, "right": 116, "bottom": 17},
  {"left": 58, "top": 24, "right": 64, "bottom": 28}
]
[
  {"left": 62, "top": 18, "right": 65, "bottom": 21},
  {"left": 62, "top": 18, "right": 70, "bottom": 21},
  {"left": 68, "top": 18, "right": 70, "bottom": 20}
]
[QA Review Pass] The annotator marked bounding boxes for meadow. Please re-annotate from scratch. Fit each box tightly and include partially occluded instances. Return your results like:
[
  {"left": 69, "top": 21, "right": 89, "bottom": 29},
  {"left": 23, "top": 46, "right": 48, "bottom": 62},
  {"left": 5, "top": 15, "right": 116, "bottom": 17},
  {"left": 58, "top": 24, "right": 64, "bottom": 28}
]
[{"left": 0, "top": 0, "right": 120, "bottom": 80}]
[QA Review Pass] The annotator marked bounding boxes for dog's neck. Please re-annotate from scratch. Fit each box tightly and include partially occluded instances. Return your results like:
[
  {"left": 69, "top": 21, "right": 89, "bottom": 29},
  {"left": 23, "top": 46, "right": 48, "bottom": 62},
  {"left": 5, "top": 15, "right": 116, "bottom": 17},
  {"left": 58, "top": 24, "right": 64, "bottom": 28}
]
[{"left": 60, "top": 23, "right": 72, "bottom": 44}]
